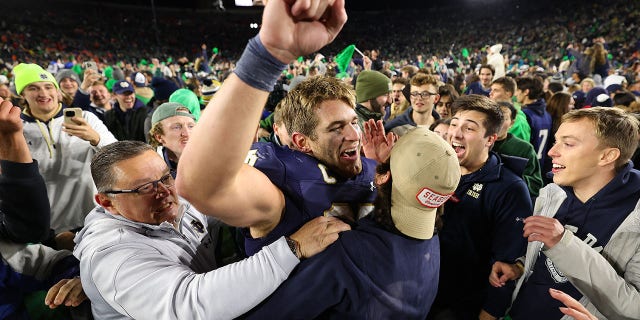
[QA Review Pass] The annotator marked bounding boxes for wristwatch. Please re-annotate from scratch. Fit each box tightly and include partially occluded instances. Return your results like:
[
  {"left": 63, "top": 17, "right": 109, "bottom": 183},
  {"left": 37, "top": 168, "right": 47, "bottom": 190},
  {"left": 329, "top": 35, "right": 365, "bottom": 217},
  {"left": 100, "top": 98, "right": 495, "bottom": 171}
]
[{"left": 285, "top": 237, "right": 302, "bottom": 259}]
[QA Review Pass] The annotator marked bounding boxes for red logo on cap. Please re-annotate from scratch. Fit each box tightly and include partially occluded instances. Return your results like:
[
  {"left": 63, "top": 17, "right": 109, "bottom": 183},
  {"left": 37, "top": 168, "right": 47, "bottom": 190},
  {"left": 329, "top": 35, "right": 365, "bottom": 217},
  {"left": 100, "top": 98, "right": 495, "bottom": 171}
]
[{"left": 416, "top": 188, "right": 452, "bottom": 208}]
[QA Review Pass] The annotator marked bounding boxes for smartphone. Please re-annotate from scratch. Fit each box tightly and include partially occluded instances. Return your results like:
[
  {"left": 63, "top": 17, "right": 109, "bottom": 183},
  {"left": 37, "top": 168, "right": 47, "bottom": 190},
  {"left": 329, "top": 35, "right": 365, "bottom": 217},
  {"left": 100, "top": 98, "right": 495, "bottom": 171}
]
[
  {"left": 83, "top": 61, "right": 98, "bottom": 71},
  {"left": 63, "top": 108, "right": 83, "bottom": 125}
]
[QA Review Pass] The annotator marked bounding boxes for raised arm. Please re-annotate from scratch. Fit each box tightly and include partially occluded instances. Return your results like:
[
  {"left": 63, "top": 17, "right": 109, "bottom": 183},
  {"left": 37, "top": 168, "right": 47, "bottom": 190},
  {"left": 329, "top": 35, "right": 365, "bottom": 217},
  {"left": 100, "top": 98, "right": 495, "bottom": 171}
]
[
  {"left": 177, "top": 0, "right": 347, "bottom": 227},
  {"left": 0, "top": 97, "right": 51, "bottom": 243}
]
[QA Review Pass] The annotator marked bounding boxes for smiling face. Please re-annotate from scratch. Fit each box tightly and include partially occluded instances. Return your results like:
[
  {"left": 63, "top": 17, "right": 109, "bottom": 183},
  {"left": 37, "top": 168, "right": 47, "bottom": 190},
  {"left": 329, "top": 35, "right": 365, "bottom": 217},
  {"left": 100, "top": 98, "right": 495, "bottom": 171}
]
[
  {"left": 99, "top": 150, "right": 180, "bottom": 225},
  {"left": 115, "top": 91, "right": 136, "bottom": 111},
  {"left": 479, "top": 67, "right": 493, "bottom": 88},
  {"left": 22, "top": 81, "right": 60, "bottom": 120},
  {"left": 548, "top": 118, "right": 614, "bottom": 193},
  {"left": 59, "top": 77, "right": 78, "bottom": 96},
  {"left": 90, "top": 84, "right": 112, "bottom": 108},
  {"left": 302, "top": 99, "right": 362, "bottom": 178},
  {"left": 448, "top": 110, "right": 496, "bottom": 174}
]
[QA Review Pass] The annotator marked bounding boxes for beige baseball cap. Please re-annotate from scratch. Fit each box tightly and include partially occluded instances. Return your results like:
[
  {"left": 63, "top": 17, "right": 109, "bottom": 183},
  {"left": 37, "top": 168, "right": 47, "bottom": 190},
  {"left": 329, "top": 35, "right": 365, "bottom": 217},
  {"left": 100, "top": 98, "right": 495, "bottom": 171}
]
[{"left": 390, "top": 127, "right": 460, "bottom": 239}]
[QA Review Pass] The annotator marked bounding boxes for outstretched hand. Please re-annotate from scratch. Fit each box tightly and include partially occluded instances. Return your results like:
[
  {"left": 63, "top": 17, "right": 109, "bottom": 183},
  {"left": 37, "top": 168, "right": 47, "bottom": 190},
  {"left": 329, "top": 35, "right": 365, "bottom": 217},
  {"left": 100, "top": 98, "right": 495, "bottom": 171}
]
[
  {"left": 289, "top": 216, "right": 350, "bottom": 259},
  {"left": 260, "top": 0, "right": 348, "bottom": 63},
  {"left": 362, "top": 119, "right": 396, "bottom": 163},
  {"left": 550, "top": 288, "right": 598, "bottom": 320}
]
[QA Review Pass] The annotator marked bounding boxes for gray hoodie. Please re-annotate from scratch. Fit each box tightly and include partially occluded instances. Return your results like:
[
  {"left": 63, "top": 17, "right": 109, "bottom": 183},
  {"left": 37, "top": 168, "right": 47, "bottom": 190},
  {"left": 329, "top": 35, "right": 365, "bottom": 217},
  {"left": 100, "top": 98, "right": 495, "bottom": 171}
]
[{"left": 74, "top": 201, "right": 299, "bottom": 320}]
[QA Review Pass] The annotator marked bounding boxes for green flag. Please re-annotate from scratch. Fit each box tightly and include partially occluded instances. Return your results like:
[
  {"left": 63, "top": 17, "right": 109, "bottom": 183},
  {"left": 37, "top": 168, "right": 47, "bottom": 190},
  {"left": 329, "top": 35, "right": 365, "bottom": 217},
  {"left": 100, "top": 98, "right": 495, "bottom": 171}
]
[
  {"left": 461, "top": 48, "right": 469, "bottom": 58},
  {"left": 335, "top": 44, "right": 355, "bottom": 73},
  {"left": 297, "top": 56, "right": 304, "bottom": 63}
]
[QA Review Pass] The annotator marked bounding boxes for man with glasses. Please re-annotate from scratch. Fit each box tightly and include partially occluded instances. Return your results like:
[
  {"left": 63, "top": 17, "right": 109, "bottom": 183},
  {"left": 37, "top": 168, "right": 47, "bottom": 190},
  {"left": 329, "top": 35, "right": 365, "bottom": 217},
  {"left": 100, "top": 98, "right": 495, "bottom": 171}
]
[
  {"left": 73, "top": 141, "right": 350, "bottom": 319},
  {"left": 385, "top": 73, "right": 441, "bottom": 135}
]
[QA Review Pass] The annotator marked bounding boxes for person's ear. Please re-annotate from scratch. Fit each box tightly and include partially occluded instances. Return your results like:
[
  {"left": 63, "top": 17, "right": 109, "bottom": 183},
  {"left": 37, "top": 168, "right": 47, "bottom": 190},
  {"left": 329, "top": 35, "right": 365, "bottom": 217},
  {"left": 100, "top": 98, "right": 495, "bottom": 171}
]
[
  {"left": 375, "top": 170, "right": 391, "bottom": 186},
  {"left": 599, "top": 147, "right": 620, "bottom": 167},
  {"left": 95, "top": 193, "right": 118, "bottom": 215},
  {"left": 485, "top": 133, "right": 498, "bottom": 148},
  {"left": 291, "top": 132, "right": 311, "bottom": 153},
  {"left": 155, "top": 133, "right": 166, "bottom": 145}
]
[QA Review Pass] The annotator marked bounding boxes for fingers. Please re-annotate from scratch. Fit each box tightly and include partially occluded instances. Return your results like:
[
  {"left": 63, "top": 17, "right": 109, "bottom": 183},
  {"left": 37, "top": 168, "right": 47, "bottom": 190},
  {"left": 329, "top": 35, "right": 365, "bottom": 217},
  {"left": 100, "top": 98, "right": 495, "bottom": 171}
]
[
  {"left": 290, "top": 215, "right": 351, "bottom": 258},
  {"left": 45, "top": 279, "right": 67, "bottom": 307},
  {"left": 488, "top": 262, "right": 506, "bottom": 287},
  {"left": 550, "top": 288, "right": 596, "bottom": 320},
  {"left": 46, "top": 278, "right": 87, "bottom": 308},
  {"left": 325, "top": 216, "right": 350, "bottom": 233},
  {"left": 323, "top": 0, "right": 347, "bottom": 39}
]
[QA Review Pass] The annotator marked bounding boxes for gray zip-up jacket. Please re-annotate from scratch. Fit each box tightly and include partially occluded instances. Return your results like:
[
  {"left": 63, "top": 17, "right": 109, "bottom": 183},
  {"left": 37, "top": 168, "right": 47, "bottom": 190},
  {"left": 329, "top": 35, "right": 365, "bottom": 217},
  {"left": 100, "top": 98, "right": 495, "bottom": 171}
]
[
  {"left": 74, "top": 201, "right": 299, "bottom": 320},
  {"left": 22, "top": 108, "right": 117, "bottom": 232},
  {"left": 512, "top": 183, "right": 640, "bottom": 320}
]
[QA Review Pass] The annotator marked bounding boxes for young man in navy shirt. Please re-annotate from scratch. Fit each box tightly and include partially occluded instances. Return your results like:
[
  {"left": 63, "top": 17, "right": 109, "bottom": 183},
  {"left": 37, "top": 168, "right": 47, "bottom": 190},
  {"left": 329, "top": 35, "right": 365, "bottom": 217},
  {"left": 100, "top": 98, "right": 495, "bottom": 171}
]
[
  {"left": 491, "top": 107, "right": 640, "bottom": 319},
  {"left": 428, "top": 95, "right": 532, "bottom": 320}
]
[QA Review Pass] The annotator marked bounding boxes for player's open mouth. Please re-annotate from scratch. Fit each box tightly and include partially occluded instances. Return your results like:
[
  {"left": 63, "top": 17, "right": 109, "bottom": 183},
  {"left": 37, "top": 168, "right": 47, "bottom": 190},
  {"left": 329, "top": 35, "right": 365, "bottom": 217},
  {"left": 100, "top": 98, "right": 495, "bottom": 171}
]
[
  {"left": 340, "top": 149, "right": 357, "bottom": 160},
  {"left": 452, "top": 142, "right": 465, "bottom": 157},
  {"left": 552, "top": 163, "right": 566, "bottom": 173}
]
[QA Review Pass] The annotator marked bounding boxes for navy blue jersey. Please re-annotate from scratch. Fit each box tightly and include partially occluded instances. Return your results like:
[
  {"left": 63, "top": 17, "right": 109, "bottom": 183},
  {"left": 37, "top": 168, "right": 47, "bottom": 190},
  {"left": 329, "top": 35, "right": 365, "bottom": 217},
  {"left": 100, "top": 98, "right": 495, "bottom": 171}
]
[
  {"left": 244, "top": 215, "right": 440, "bottom": 319},
  {"left": 243, "top": 142, "right": 377, "bottom": 255},
  {"left": 522, "top": 99, "right": 552, "bottom": 168},
  {"left": 510, "top": 164, "right": 640, "bottom": 320},
  {"left": 433, "top": 153, "right": 531, "bottom": 318}
]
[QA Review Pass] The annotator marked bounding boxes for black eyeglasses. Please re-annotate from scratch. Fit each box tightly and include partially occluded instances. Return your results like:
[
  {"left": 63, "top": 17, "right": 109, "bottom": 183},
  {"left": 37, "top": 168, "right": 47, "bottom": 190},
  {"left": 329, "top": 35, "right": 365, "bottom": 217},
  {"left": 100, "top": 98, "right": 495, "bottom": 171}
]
[
  {"left": 104, "top": 173, "right": 174, "bottom": 195},
  {"left": 410, "top": 91, "right": 438, "bottom": 99}
]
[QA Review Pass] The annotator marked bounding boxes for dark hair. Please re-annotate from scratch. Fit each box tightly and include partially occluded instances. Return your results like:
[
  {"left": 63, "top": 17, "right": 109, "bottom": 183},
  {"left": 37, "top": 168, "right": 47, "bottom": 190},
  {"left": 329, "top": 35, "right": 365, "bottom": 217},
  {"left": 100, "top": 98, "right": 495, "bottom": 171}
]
[
  {"left": 613, "top": 91, "right": 637, "bottom": 108},
  {"left": 516, "top": 76, "right": 544, "bottom": 100},
  {"left": 480, "top": 64, "right": 495, "bottom": 76},
  {"left": 429, "top": 117, "right": 452, "bottom": 131},
  {"left": 438, "top": 84, "right": 460, "bottom": 100},
  {"left": 496, "top": 101, "right": 517, "bottom": 121},
  {"left": 547, "top": 92, "right": 572, "bottom": 135},
  {"left": 91, "top": 141, "right": 154, "bottom": 193},
  {"left": 491, "top": 76, "right": 516, "bottom": 95},
  {"left": 451, "top": 94, "right": 504, "bottom": 136},
  {"left": 547, "top": 82, "right": 564, "bottom": 94}
]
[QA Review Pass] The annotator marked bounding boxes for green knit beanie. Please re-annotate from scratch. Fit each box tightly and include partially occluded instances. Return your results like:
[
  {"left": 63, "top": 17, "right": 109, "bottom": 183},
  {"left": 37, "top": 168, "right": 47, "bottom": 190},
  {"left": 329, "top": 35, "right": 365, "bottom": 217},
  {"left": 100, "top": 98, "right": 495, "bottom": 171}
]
[
  {"left": 355, "top": 70, "right": 391, "bottom": 103},
  {"left": 13, "top": 63, "right": 59, "bottom": 94}
]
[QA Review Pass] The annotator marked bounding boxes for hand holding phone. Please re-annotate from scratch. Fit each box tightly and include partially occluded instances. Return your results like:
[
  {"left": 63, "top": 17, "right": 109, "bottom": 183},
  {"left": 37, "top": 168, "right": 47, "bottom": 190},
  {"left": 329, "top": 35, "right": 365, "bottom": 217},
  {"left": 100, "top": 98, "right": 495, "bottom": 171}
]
[
  {"left": 63, "top": 107, "right": 83, "bottom": 125},
  {"left": 83, "top": 61, "right": 98, "bottom": 72}
]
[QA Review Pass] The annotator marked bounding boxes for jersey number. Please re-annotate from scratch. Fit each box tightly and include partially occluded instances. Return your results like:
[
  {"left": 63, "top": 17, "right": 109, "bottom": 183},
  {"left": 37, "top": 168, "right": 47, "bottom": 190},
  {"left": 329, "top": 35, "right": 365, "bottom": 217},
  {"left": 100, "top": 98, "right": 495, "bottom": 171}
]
[{"left": 536, "top": 129, "right": 548, "bottom": 160}]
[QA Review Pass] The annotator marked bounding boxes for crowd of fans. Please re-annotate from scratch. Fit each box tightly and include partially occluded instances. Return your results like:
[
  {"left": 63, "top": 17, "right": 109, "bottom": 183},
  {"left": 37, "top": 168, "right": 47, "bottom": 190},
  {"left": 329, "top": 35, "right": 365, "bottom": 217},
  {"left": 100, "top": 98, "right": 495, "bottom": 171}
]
[{"left": 1, "top": 0, "right": 640, "bottom": 319}]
